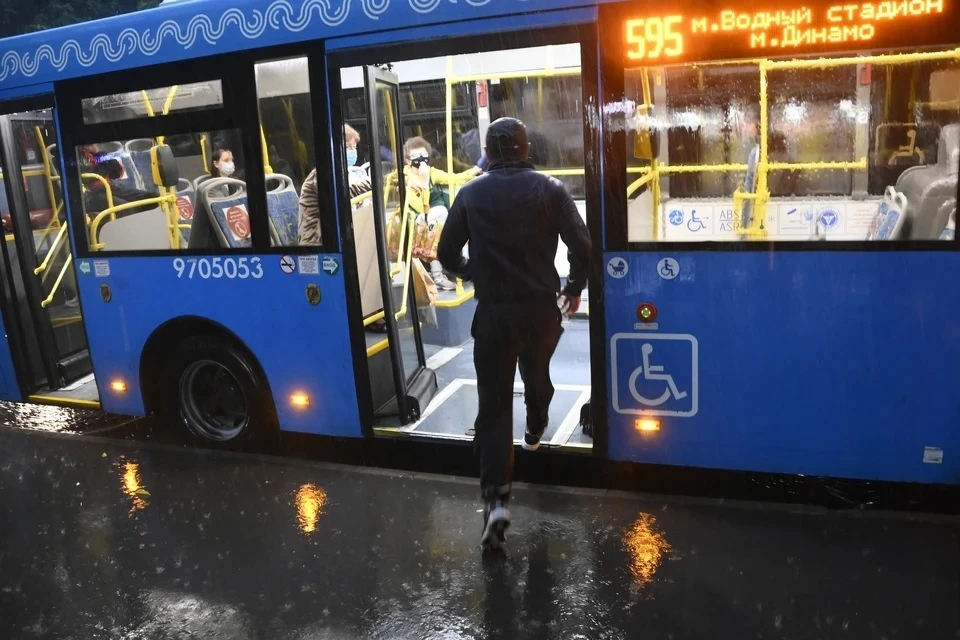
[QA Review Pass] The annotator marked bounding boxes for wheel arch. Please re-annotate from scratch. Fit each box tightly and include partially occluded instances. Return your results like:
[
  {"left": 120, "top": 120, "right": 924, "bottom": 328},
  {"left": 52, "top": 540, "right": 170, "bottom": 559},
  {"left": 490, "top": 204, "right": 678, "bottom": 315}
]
[{"left": 139, "top": 315, "right": 275, "bottom": 419}]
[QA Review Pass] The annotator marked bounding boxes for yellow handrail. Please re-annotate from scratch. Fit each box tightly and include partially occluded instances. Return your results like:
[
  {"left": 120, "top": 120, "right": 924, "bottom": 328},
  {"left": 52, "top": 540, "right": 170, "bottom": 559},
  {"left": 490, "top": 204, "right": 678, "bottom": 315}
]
[
  {"left": 81, "top": 173, "right": 115, "bottom": 213},
  {"left": 200, "top": 134, "right": 209, "bottom": 171},
  {"left": 33, "top": 224, "right": 68, "bottom": 276},
  {"left": 40, "top": 254, "right": 72, "bottom": 308},
  {"left": 435, "top": 284, "right": 474, "bottom": 308},
  {"left": 260, "top": 126, "right": 274, "bottom": 174},
  {"left": 363, "top": 210, "right": 417, "bottom": 327},
  {"left": 350, "top": 191, "right": 372, "bottom": 206},
  {"left": 89, "top": 194, "right": 177, "bottom": 251},
  {"left": 140, "top": 90, "right": 155, "bottom": 117},
  {"left": 33, "top": 126, "right": 66, "bottom": 253}
]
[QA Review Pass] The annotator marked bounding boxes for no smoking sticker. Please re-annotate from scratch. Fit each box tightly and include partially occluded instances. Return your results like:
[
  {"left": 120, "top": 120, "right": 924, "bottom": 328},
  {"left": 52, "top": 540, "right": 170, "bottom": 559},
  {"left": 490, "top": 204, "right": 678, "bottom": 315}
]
[
  {"left": 279, "top": 255, "right": 295, "bottom": 274},
  {"left": 226, "top": 205, "right": 250, "bottom": 241}
]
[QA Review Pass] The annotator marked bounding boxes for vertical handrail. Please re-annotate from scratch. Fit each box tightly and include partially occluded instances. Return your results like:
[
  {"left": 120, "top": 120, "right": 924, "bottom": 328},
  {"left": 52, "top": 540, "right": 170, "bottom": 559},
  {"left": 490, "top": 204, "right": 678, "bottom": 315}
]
[
  {"left": 34, "top": 224, "right": 68, "bottom": 278},
  {"left": 40, "top": 254, "right": 72, "bottom": 308},
  {"left": 33, "top": 126, "right": 65, "bottom": 253}
]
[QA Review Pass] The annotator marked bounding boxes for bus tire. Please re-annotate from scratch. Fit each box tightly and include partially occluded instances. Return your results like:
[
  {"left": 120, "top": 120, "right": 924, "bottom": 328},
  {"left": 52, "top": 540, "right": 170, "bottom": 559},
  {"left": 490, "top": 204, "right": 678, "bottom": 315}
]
[{"left": 165, "top": 334, "right": 278, "bottom": 450}]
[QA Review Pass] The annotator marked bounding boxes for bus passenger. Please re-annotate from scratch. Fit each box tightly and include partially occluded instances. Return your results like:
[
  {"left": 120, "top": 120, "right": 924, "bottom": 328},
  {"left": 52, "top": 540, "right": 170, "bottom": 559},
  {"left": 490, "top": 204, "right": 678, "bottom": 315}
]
[
  {"left": 402, "top": 136, "right": 481, "bottom": 290},
  {"left": 79, "top": 144, "right": 158, "bottom": 217},
  {"left": 298, "top": 124, "right": 371, "bottom": 246},
  {"left": 436, "top": 117, "right": 591, "bottom": 550}
]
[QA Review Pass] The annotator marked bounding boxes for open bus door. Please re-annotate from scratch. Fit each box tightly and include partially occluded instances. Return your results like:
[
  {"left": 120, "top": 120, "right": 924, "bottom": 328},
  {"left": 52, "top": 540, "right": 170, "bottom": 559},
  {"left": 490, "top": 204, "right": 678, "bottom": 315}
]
[
  {"left": 0, "top": 100, "right": 94, "bottom": 405},
  {"left": 362, "top": 66, "right": 438, "bottom": 423}
]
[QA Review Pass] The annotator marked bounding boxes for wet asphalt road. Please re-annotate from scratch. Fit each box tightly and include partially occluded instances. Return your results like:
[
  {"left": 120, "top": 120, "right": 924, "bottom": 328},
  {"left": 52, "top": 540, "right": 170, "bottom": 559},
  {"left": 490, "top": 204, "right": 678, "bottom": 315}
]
[{"left": 1, "top": 410, "right": 959, "bottom": 639}]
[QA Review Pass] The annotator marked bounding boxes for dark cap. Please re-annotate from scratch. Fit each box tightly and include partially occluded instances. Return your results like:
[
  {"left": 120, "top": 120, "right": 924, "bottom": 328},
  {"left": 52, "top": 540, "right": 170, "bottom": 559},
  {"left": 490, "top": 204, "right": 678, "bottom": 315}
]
[{"left": 485, "top": 117, "right": 528, "bottom": 159}]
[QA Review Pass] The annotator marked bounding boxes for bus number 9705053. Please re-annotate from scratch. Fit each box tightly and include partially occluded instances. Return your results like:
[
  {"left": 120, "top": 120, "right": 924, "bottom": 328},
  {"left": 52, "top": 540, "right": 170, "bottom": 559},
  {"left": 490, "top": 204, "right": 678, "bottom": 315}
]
[{"left": 173, "top": 257, "right": 264, "bottom": 280}]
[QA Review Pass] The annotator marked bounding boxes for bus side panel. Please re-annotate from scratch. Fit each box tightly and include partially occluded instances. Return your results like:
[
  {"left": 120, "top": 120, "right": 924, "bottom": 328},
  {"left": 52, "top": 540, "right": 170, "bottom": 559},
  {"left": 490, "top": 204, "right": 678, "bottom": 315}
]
[
  {"left": 0, "top": 299, "right": 22, "bottom": 401},
  {"left": 604, "top": 251, "right": 960, "bottom": 485},
  {"left": 75, "top": 255, "right": 362, "bottom": 437}
]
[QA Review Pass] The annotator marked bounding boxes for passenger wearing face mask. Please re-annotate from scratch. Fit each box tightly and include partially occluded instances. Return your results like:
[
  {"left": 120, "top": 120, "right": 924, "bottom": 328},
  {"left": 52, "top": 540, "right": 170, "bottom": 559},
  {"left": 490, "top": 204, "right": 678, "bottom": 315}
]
[
  {"left": 395, "top": 136, "right": 481, "bottom": 290},
  {"left": 298, "top": 124, "right": 372, "bottom": 246},
  {"left": 207, "top": 148, "right": 241, "bottom": 199},
  {"left": 344, "top": 123, "right": 371, "bottom": 198}
]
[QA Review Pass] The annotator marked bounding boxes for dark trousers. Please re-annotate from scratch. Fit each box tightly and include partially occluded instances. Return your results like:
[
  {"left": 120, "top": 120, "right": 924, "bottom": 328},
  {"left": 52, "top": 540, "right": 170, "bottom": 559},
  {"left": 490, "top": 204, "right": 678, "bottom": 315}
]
[{"left": 472, "top": 301, "right": 563, "bottom": 499}]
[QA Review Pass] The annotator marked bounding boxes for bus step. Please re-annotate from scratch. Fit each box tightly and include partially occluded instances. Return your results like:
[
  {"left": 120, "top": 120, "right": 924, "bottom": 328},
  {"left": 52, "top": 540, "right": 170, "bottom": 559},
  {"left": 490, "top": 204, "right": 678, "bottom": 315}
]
[{"left": 57, "top": 349, "right": 91, "bottom": 385}]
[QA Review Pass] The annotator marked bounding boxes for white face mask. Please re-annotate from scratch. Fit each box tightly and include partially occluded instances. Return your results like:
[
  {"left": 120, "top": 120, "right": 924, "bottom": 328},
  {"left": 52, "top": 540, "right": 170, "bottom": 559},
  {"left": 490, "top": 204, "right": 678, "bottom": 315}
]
[{"left": 220, "top": 161, "right": 235, "bottom": 177}]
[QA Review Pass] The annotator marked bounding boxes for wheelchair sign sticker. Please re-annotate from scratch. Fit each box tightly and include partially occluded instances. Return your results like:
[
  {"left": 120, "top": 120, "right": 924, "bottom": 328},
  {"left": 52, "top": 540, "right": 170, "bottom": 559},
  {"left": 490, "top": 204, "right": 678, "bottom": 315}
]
[
  {"left": 607, "top": 257, "right": 629, "bottom": 279},
  {"left": 657, "top": 257, "right": 680, "bottom": 280},
  {"left": 610, "top": 333, "right": 698, "bottom": 417}
]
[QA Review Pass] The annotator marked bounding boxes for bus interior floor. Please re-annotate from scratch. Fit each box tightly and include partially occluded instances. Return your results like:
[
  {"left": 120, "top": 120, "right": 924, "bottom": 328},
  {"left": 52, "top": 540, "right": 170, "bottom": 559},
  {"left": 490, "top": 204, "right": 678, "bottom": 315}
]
[
  {"left": 32, "top": 373, "right": 100, "bottom": 404},
  {"left": 400, "top": 318, "right": 592, "bottom": 446}
]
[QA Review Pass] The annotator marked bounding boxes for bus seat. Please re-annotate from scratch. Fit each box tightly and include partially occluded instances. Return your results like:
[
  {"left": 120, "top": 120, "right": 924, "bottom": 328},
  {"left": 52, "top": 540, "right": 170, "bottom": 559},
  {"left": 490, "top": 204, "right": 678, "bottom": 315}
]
[
  {"left": 895, "top": 123, "right": 959, "bottom": 239},
  {"left": 131, "top": 150, "right": 158, "bottom": 193},
  {"left": 99, "top": 141, "right": 123, "bottom": 154},
  {"left": 125, "top": 139, "right": 153, "bottom": 153},
  {"left": 193, "top": 174, "right": 213, "bottom": 192},
  {"left": 150, "top": 144, "right": 179, "bottom": 188},
  {"left": 46, "top": 144, "right": 60, "bottom": 177},
  {"left": 100, "top": 150, "right": 145, "bottom": 193},
  {"left": 99, "top": 207, "right": 172, "bottom": 251},
  {"left": 198, "top": 178, "right": 252, "bottom": 249},
  {"left": 175, "top": 178, "right": 196, "bottom": 245},
  {"left": 264, "top": 173, "right": 298, "bottom": 246},
  {"left": 866, "top": 186, "right": 908, "bottom": 240},
  {"left": 937, "top": 199, "right": 956, "bottom": 240}
]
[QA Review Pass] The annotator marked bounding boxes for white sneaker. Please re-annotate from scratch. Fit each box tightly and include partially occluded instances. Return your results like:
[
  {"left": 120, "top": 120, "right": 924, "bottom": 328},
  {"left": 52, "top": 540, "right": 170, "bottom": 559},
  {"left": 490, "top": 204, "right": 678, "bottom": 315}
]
[{"left": 432, "top": 272, "right": 456, "bottom": 291}]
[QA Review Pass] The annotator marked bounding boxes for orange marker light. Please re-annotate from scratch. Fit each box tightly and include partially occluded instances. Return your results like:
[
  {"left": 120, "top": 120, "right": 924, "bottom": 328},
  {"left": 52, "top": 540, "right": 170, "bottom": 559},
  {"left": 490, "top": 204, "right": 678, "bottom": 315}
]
[
  {"left": 110, "top": 380, "right": 127, "bottom": 393},
  {"left": 636, "top": 418, "right": 661, "bottom": 432},
  {"left": 290, "top": 392, "right": 310, "bottom": 409}
]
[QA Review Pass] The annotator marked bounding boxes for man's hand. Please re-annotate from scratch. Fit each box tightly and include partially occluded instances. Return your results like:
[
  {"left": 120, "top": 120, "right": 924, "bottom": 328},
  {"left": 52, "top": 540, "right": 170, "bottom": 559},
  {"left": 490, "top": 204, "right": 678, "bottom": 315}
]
[{"left": 558, "top": 295, "right": 581, "bottom": 318}]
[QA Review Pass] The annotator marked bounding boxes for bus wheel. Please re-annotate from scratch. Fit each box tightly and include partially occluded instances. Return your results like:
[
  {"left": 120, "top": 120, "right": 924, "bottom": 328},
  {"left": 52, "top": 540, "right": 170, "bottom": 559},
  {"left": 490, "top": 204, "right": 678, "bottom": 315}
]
[{"left": 167, "top": 336, "right": 275, "bottom": 446}]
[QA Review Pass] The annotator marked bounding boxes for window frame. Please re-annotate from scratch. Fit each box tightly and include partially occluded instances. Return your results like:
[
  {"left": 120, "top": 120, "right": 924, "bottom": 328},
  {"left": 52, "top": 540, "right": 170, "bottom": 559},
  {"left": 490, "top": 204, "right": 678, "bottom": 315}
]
[
  {"left": 56, "top": 41, "right": 338, "bottom": 258},
  {"left": 598, "top": 4, "right": 960, "bottom": 253}
]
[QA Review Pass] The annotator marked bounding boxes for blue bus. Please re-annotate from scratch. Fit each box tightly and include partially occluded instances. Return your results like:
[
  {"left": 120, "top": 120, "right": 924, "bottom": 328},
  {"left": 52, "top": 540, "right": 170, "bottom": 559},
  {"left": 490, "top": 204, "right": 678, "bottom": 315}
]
[{"left": 0, "top": 0, "right": 956, "bottom": 487}]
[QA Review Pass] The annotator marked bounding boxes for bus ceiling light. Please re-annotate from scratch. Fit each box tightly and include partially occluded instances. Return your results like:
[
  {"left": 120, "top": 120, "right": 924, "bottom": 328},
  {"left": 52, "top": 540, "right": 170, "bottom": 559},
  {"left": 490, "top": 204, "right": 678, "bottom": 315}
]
[
  {"left": 290, "top": 392, "right": 311, "bottom": 409},
  {"left": 110, "top": 379, "right": 127, "bottom": 393},
  {"left": 636, "top": 418, "right": 660, "bottom": 433},
  {"left": 637, "top": 302, "right": 658, "bottom": 323}
]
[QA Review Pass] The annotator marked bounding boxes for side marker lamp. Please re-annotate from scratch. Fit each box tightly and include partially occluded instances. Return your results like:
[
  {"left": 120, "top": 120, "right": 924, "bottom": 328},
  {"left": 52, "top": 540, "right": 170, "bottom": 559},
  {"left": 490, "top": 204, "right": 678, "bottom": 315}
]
[
  {"left": 635, "top": 418, "right": 660, "bottom": 432},
  {"left": 110, "top": 379, "right": 127, "bottom": 393},
  {"left": 290, "top": 392, "right": 311, "bottom": 409}
]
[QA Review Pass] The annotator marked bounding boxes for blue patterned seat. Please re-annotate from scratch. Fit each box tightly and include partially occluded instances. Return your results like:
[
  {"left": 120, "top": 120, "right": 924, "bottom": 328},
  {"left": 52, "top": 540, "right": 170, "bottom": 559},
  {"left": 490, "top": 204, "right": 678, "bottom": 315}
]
[{"left": 265, "top": 173, "right": 299, "bottom": 246}]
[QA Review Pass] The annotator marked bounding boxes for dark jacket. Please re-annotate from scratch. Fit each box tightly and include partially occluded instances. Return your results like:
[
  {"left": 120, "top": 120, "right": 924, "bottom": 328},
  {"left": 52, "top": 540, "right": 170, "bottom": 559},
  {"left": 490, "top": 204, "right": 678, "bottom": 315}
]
[{"left": 437, "top": 160, "right": 591, "bottom": 305}]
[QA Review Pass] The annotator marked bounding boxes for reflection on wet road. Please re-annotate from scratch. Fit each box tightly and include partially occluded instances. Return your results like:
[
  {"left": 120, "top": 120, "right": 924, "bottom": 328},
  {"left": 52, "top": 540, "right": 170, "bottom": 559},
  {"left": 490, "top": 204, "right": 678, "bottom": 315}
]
[
  {"left": 0, "top": 401, "right": 136, "bottom": 435},
  {"left": 1, "top": 427, "right": 957, "bottom": 639}
]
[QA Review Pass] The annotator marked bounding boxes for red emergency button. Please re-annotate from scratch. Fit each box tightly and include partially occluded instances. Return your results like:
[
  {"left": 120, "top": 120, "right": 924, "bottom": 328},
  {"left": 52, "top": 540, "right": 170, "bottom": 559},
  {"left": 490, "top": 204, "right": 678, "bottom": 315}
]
[{"left": 637, "top": 302, "right": 657, "bottom": 323}]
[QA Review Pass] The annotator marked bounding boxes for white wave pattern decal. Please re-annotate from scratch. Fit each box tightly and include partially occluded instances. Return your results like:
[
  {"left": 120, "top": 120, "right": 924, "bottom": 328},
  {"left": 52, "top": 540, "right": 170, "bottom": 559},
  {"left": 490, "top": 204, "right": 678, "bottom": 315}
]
[{"left": 0, "top": 0, "right": 500, "bottom": 82}]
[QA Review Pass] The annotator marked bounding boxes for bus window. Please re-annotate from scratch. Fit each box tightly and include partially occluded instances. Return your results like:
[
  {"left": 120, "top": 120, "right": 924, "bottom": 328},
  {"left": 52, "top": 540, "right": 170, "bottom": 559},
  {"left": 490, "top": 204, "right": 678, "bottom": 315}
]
[
  {"left": 255, "top": 57, "right": 317, "bottom": 248},
  {"left": 340, "top": 44, "right": 584, "bottom": 199},
  {"left": 81, "top": 81, "right": 224, "bottom": 125},
  {"left": 768, "top": 67, "right": 857, "bottom": 198},
  {"left": 75, "top": 129, "right": 254, "bottom": 252},
  {"left": 622, "top": 50, "right": 959, "bottom": 243}
]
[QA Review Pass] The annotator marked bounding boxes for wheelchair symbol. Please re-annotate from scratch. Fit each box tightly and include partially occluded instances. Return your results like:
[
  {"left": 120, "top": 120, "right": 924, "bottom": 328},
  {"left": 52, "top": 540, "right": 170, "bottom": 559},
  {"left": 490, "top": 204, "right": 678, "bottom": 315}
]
[
  {"left": 687, "top": 210, "right": 706, "bottom": 232},
  {"left": 628, "top": 343, "right": 688, "bottom": 407},
  {"left": 668, "top": 209, "right": 684, "bottom": 226},
  {"left": 657, "top": 257, "right": 679, "bottom": 280}
]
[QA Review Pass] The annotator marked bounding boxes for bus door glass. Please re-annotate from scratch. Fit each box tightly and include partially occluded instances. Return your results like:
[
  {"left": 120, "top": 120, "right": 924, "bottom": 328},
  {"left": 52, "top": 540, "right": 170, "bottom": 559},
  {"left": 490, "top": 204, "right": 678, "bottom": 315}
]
[
  {"left": 360, "top": 66, "right": 435, "bottom": 423},
  {"left": 0, "top": 105, "right": 91, "bottom": 399}
]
